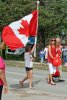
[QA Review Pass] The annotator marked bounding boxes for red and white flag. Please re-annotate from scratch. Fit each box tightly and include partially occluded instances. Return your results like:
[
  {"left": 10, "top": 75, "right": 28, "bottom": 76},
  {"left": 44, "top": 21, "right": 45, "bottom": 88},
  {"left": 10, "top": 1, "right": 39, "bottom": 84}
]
[{"left": 2, "top": 10, "right": 38, "bottom": 50}]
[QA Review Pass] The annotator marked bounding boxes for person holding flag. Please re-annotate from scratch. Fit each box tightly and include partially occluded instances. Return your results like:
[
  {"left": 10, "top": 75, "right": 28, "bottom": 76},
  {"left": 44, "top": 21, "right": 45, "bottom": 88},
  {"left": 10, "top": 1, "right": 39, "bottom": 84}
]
[
  {"left": 2, "top": 9, "right": 38, "bottom": 89},
  {"left": 1, "top": 1, "right": 39, "bottom": 89},
  {"left": 19, "top": 44, "right": 36, "bottom": 88}
]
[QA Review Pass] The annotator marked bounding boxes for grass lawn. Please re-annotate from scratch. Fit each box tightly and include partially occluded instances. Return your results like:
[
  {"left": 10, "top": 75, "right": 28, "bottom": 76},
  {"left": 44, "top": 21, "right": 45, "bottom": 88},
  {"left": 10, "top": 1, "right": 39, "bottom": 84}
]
[{"left": 5, "top": 60, "right": 67, "bottom": 72}]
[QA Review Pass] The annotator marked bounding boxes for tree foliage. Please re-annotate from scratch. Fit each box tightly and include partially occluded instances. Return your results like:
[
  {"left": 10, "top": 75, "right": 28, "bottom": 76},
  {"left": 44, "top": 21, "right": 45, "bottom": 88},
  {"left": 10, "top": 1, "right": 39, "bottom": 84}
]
[
  {"left": 39, "top": 0, "right": 67, "bottom": 36},
  {"left": 0, "top": 0, "right": 67, "bottom": 60},
  {"left": 0, "top": 0, "right": 36, "bottom": 30},
  {"left": 0, "top": 0, "right": 67, "bottom": 40}
]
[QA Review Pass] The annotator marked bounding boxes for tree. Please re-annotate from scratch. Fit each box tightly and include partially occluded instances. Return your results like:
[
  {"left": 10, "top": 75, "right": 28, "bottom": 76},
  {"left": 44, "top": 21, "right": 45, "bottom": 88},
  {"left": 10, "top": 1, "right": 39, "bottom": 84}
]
[
  {"left": 0, "top": 0, "right": 67, "bottom": 59},
  {"left": 39, "top": 0, "right": 67, "bottom": 35},
  {"left": 0, "top": 0, "right": 36, "bottom": 31},
  {"left": 0, "top": 0, "right": 36, "bottom": 59},
  {"left": 38, "top": 0, "right": 67, "bottom": 46},
  {"left": 0, "top": 0, "right": 67, "bottom": 37}
]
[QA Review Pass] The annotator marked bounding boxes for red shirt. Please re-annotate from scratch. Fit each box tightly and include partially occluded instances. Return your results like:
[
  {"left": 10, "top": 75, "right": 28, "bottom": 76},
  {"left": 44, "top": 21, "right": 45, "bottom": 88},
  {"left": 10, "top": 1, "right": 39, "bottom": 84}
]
[
  {"left": 48, "top": 45, "right": 56, "bottom": 63},
  {"left": 0, "top": 56, "right": 5, "bottom": 86}
]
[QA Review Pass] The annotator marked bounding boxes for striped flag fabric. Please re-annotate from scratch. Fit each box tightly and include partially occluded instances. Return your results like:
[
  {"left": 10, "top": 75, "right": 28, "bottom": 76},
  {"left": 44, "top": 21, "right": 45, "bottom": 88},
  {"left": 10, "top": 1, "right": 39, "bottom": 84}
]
[{"left": 2, "top": 10, "right": 38, "bottom": 50}]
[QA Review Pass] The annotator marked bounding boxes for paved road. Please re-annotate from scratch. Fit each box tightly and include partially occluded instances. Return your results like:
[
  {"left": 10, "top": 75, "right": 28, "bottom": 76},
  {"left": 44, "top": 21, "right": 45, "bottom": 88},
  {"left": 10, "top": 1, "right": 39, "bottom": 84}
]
[{"left": 2, "top": 67, "right": 67, "bottom": 100}]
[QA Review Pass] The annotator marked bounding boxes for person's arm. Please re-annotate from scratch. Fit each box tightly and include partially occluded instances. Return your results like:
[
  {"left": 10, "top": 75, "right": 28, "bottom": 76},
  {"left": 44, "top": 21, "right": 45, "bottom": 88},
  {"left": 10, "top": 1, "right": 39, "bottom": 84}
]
[
  {"left": 0, "top": 43, "right": 1, "bottom": 49},
  {"left": 0, "top": 41, "right": 6, "bottom": 50},
  {"left": 0, "top": 69, "right": 8, "bottom": 93},
  {"left": 56, "top": 45, "right": 62, "bottom": 57},
  {"left": 48, "top": 45, "right": 53, "bottom": 59},
  {"left": 30, "top": 44, "right": 36, "bottom": 53}
]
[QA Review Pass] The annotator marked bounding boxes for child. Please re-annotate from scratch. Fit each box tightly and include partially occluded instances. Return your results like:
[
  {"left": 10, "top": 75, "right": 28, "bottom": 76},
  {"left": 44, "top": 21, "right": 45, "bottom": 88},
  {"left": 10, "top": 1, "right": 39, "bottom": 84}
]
[
  {"left": 19, "top": 44, "right": 36, "bottom": 88},
  {"left": 39, "top": 48, "right": 45, "bottom": 66}
]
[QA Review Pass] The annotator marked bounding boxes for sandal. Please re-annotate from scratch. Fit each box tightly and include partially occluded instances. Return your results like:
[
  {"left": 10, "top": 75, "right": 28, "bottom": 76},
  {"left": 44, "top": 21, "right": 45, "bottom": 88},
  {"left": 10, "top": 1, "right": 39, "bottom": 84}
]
[
  {"left": 50, "top": 81, "right": 56, "bottom": 85},
  {"left": 46, "top": 77, "right": 51, "bottom": 84}
]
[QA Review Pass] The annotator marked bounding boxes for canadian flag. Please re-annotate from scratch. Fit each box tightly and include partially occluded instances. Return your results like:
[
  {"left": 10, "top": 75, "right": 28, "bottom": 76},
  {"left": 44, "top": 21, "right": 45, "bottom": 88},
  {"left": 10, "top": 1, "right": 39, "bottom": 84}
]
[{"left": 2, "top": 10, "right": 38, "bottom": 50}]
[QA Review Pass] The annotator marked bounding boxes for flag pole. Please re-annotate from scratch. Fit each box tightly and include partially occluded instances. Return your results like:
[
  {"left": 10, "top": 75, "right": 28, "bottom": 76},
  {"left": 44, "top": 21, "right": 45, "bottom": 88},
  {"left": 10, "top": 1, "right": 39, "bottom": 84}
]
[{"left": 34, "top": 0, "right": 39, "bottom": 57}]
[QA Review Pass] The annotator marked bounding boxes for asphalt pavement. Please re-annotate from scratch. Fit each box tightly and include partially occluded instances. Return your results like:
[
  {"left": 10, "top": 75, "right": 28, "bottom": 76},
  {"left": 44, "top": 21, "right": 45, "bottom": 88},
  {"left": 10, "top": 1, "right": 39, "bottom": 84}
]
[{"left": 2, "top": 66, "right": 67, "bottom": 100}]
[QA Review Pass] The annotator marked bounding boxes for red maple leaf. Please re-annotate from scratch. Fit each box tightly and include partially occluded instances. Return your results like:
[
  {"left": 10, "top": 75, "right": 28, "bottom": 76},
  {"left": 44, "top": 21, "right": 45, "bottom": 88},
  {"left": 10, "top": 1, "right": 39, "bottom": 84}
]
[{"left": 18, "top": 20, "right": 29, "bottom": 37}]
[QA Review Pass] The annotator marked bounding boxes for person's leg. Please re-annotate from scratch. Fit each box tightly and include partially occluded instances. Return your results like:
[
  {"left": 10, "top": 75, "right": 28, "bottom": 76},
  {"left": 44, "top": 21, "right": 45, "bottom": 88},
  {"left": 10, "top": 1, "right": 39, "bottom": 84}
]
[
  {"left": 64, "top": 56, "right": 67, "bottom": 66},
  {"left": 63, "top": 56, "right": 66, "bottom": 64},
  {"left": 0, "top": 85, "right": 3, "bottom": 100},
  {"left": 46, "top": 75, "right": 51, "bottom": 84},
  {"left": 46, "top": 63, "right": 52, "bottom": 83},
  {"left": 42, "top": 57, "right": 43, "bottom": 65},
  {"left": 40, "top": 57, "right": 43, "bottom": 66},
  {"left": 48, "top": 63, "right": 56, "bottom": 85},
  {"left": 28, "top": 69, "right": 33, "bottom": 88},
  {"left": 58, "top": 65, "right": 62, "bottom": 78},
  {"left": 19, "top": 76, "right": 28, "bottom": 87},
  {"left": 19, "top": 67, "right": 29, "bottom": 87},
  {"left": 42, "top": 56, "right": 44, "bottom": 63},
  {"left": 49, "top": 74, "right": 53, "bottom": 82}
]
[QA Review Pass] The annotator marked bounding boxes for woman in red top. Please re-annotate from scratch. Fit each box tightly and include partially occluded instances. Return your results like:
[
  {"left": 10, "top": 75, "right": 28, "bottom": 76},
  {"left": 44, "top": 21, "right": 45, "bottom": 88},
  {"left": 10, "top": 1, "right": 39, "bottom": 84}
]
[{"left": 47, "top": 37, "right": 56, "bottom": 85}]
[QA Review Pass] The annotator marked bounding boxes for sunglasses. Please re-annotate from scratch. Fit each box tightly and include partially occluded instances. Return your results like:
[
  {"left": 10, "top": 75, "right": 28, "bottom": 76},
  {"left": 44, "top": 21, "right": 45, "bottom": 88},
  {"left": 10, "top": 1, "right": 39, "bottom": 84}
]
[{"left": 51, "top": 39, "right": 55, "bottom": 41}]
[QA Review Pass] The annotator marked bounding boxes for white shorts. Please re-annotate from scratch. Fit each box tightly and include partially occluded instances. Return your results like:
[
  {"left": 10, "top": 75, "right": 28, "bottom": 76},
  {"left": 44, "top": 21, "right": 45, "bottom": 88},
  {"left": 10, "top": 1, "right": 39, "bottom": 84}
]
[{"left": 48, "top": 63, "right": 56, "bottom": 74}]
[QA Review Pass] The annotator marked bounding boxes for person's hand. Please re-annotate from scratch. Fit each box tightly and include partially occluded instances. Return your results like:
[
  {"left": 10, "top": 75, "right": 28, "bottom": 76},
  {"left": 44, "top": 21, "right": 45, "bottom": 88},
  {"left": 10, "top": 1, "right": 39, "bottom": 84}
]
[
  {"left": 51, "top": 56, "right": 54, "bottom": 60},
  {"left": 56, "top": 54, "right": 58, "bottom": 57},
  {"left": 3, "top": 83, "right": 8, "bottom": 94}
]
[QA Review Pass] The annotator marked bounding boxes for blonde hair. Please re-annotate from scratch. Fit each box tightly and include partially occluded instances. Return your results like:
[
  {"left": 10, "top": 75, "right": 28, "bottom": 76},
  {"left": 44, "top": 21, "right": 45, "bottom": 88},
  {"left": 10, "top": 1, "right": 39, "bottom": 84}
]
[{"left": 56, "top": 37, "right": 61, "bottom": 46}]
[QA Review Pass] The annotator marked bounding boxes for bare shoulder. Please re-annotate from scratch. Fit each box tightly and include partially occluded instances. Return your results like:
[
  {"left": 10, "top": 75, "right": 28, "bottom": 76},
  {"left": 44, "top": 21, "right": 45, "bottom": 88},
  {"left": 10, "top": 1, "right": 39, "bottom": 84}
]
[{"left": 48, "top": 45, "right": 51, "bottom": 48}]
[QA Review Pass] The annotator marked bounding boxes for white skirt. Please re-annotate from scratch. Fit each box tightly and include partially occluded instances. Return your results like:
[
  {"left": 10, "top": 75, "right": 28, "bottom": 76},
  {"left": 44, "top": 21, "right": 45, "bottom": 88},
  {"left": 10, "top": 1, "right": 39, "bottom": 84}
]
[{"left": 48, "top": 63, "right": 56, "bottom": 74}]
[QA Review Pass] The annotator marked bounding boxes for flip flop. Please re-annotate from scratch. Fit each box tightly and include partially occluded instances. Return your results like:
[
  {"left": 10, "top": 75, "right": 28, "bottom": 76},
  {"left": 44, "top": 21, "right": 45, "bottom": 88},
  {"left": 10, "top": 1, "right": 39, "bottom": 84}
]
[{"left": 50, "top": 82, "right": 56, "bottom": 85}]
